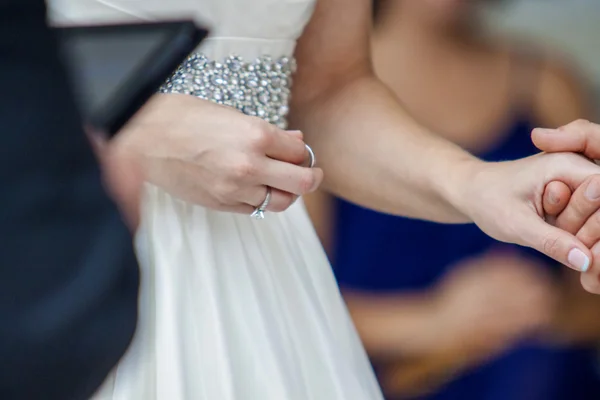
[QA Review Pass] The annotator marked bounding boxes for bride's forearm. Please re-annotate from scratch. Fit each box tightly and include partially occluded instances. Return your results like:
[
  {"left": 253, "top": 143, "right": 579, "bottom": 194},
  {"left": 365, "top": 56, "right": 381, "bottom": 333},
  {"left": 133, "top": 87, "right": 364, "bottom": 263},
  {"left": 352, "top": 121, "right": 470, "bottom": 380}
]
[{"left": 290, "top": 75, "right": 480, "bottom": 223}]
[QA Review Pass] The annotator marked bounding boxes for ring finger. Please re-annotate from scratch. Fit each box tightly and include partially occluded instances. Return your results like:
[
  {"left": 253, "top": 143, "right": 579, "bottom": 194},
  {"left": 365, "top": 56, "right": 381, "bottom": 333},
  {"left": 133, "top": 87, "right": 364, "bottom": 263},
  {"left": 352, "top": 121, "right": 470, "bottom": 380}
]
[
  {"left": 260, "top": 159, "right": 324, "bottom": 196},
  {"left": 244, "top": 185, "right": 297, "bottom": 213}
]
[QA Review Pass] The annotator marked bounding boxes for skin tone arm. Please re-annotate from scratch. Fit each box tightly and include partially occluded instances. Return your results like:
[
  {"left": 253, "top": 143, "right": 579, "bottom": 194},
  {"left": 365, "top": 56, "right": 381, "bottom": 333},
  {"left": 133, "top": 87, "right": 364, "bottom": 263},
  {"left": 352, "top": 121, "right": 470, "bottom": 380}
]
[
  {"left": 291, "top": 0, "right": 600, "bottom": 274},
  {"left": 291, "top": 0, "right": 473, "bottom": 223},
  {"left": 308, "top": 55, "right": 587, "bottom": 335}
]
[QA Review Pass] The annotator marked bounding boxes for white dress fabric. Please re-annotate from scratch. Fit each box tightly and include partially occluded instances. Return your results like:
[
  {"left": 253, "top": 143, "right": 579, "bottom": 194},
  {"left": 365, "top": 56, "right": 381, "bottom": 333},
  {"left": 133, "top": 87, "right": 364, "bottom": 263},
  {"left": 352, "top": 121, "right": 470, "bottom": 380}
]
[{"left": 48, "top": 1, "right": 384, "bottom": 399}]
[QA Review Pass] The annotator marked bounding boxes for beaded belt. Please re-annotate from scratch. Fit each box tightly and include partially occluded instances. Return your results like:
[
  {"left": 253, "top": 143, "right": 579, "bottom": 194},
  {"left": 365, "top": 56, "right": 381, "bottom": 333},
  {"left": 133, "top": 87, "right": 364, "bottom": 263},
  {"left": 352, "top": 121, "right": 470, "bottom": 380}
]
[{"left": 160, "top": 54, "right": 296, "bottom": 129}]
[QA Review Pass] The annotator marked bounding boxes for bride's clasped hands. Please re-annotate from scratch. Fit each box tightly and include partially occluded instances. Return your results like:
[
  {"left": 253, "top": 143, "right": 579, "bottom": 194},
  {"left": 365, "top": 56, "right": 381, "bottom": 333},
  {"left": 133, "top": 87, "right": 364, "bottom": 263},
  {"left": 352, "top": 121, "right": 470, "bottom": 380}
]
[{"left": 113, "top": 93, "right": 323, "bottom": 214}]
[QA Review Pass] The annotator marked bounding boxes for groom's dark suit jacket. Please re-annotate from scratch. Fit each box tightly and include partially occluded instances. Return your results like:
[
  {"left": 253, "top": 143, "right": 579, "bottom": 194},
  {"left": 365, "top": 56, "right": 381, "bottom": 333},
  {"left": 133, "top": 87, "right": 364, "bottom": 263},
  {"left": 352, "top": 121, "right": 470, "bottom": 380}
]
[{"left": 0, "top": 1, "right": 139, "bottom": 399}]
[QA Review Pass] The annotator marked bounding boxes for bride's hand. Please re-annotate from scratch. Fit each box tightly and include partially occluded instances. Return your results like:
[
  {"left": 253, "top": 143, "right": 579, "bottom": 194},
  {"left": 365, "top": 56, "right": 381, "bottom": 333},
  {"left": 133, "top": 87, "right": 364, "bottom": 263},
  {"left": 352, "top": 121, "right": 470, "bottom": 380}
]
[
  {"left": 451, "top": 152, "right": 600, "bottom": 274},
  {"left": 117, "top": 93, "right": 323, "bottom": 214}
]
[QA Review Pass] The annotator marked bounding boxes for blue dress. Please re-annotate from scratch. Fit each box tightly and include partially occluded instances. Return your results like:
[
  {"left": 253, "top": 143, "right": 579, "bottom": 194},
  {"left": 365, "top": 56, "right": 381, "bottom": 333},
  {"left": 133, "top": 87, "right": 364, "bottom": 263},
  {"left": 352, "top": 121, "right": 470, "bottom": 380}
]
[{"left": 333, "top": 119, "right": 600, "bottom": 400}]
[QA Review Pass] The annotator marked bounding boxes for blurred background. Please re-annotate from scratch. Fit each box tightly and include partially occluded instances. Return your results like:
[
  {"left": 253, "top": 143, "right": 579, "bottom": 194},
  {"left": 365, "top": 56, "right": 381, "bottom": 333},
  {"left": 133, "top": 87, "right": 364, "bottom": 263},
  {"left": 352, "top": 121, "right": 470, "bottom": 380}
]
[
  {"left": 484, "top": 0, "right": 600, "bottom": 110},
  {"left": 306, "top": 0, "right": 600, "bottom": 399}
]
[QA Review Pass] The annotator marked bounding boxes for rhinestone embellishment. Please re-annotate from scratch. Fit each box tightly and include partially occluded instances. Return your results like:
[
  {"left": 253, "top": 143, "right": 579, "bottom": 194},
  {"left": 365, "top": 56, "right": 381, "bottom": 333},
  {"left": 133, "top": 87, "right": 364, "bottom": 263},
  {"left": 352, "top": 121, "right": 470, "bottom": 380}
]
[{"left": 160, "top": 54, "right": 297, "bottom": 129}]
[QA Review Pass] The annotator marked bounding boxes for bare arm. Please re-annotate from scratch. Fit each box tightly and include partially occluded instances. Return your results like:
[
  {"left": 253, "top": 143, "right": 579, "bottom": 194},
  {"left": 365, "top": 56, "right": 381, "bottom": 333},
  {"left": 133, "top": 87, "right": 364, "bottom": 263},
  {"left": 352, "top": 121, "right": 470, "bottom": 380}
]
[
  {"left": 290, "top": 0, "right": 476, "bottom": 223},
  {"left": 290, "top": 0, "right": 600, "bottom": 281}
]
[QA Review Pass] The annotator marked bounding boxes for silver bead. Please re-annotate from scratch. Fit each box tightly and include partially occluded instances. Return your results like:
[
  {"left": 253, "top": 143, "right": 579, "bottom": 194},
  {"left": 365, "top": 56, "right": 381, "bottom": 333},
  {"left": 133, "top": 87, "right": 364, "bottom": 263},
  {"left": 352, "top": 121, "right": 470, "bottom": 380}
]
[
  {"left": 258, "top": 93, "right": 270, "bottom": 104},
  {"left": 211, "top": 75, "right": 226, "bottom": 86},
  {"left": 278, "top": 105, "right": 289, "bottom": 116},
  {"left": 160, "top": 53, "right": 295, "bottom": 129},
  {"left": 233, "top": 90, "right": 245, "bottom": 101},
  {"left": 212, "top": 90, "right": 224, "bottom": 101}
]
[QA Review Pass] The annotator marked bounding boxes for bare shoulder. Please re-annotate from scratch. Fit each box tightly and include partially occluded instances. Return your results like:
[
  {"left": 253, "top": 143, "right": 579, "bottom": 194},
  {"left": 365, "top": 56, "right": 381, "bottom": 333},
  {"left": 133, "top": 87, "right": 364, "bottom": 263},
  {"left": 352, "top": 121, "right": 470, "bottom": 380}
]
[
  {"left": 293, "top": 0, "right": 372, "bottom": 105},
  {"left": 490, "top": 34, "right": 592, "bottom": 126},
  {"left": 533, "top": 53, "right": 593, "bottom": 127}
]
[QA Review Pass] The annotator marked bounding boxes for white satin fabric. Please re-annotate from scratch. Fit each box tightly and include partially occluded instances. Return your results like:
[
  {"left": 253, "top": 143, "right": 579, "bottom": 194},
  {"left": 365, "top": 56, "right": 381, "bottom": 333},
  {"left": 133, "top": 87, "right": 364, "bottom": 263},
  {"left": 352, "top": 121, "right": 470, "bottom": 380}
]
[{"left": 48, "top": 1, "right": 384, "bottom": 399}]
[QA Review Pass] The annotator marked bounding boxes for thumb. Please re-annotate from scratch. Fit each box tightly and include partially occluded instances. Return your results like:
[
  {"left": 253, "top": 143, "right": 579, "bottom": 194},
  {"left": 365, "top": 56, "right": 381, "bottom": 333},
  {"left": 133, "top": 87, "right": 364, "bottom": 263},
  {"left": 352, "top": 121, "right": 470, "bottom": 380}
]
[
  {"left": 532, "top": 127, "right": 585, "bottom": 154},
  {"left": 519, "top": 214, "right": 591, "bottom": 272},
  {"left": 532, "top": 120, "right": 600, "bottom": 159}
]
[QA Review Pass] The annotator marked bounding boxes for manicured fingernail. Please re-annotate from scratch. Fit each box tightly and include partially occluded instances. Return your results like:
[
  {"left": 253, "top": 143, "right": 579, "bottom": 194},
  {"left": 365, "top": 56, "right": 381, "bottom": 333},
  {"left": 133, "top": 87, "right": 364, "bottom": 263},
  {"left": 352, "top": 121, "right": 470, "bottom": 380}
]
[
  {"left": 288, "top": 130, "right": 303, "bottom": 138},
  {"left": 568, "top": 248, "right": 590, "bottom": 272},
  {"left": 585, "top": 180, "right": 600, "bottom": 200}
]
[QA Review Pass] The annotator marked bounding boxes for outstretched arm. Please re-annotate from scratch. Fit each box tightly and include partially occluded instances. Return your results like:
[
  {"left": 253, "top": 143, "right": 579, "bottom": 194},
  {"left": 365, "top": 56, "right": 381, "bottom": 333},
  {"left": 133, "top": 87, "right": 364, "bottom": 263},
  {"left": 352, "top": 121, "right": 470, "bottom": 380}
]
[{"left": 291, "top": 0, "right": 600, "bottom": 273}]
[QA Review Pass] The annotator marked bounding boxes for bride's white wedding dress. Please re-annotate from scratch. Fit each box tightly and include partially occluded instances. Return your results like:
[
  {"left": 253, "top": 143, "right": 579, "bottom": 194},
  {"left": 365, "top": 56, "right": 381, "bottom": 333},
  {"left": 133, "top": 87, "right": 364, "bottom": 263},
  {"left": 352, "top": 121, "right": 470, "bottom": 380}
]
[{"left": 49, "top": 1, "right": 383, "bottom": 399}]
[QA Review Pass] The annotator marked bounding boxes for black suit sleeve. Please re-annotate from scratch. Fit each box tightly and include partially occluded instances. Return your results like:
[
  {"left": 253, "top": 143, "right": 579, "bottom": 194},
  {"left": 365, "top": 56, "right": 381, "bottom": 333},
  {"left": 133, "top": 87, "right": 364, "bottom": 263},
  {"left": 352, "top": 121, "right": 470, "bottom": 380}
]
[{"left": 0, "top": 2, "right": 139, "bottom": 399}]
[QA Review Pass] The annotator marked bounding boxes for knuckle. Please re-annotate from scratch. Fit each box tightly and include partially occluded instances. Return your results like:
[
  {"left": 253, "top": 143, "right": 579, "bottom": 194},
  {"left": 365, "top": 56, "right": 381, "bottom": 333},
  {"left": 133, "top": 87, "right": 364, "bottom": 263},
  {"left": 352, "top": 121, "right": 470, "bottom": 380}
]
[
  {"left": 245, "top": 119, "right": 272, "bottom": 149},
  {"left": 553, "top": 152, "right": 571, "bottom": 165},
  {"left": 213, "top": 181, "right": 237, "bottom": 204},
  {"left": 541, "top": 234, "right": 561, "bottom": 258},
  {"left": 230, "top": 156, "right": 257, "bottom": 180},
  {"left": 561, "top": 118, "right": 589, "bottom": 132},
  {"left": 573, "top": 119, "right": 591, "bottom": 129}
]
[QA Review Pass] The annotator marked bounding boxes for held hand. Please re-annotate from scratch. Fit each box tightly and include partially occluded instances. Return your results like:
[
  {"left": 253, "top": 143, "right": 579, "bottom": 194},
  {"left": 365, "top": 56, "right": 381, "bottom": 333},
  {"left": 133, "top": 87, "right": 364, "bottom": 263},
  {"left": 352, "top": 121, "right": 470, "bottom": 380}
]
[
  {"left": 542, "top": 176, "right": 600, "bottom": 293},
  {"left": 534, "top": 120, "right": 600, "bottom": 293},
  {"left": 454, "top": 152, "right": 600, "bottom": 273},
  {"left": 117, "top": 93, "right": 323, "bottom": 214}
]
